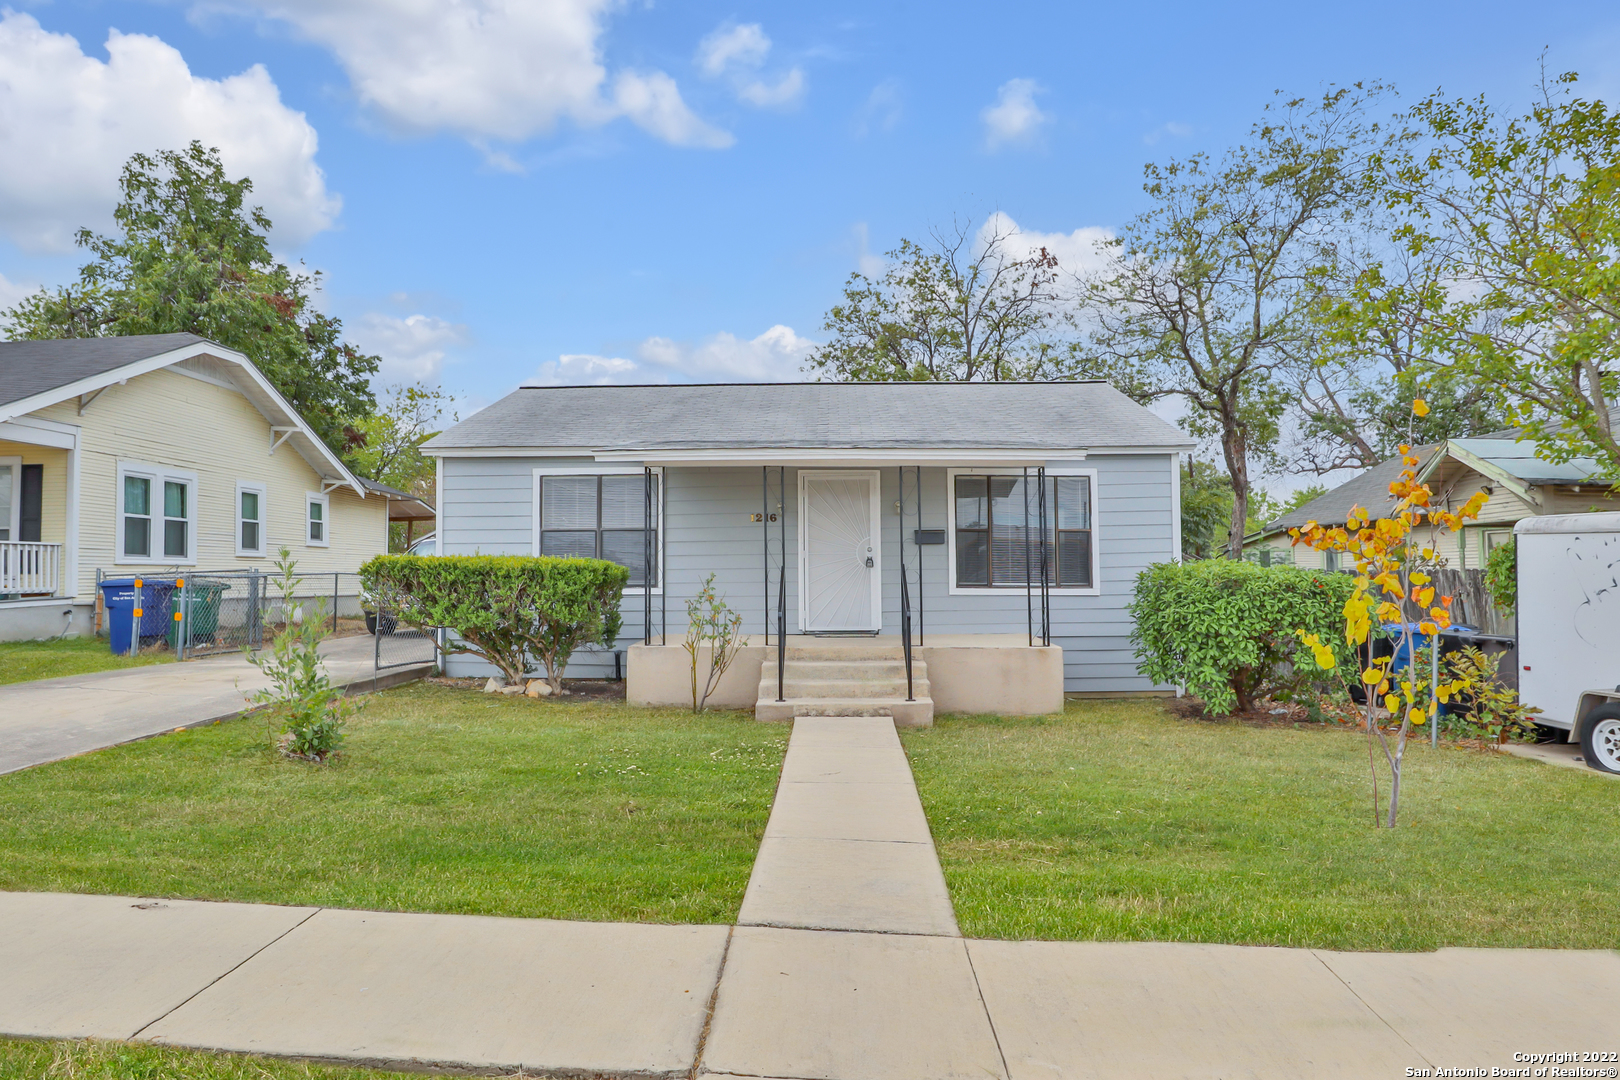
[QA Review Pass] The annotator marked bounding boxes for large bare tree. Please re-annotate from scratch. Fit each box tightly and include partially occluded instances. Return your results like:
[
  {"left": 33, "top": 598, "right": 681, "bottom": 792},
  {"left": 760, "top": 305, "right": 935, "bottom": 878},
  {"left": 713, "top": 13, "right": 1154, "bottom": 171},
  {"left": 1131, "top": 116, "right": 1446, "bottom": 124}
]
[
  {"left": 1080, "top": 87, "right": 1384, "bottom": 556},
  {"left": 809, "top": 217, "right": 1063, "bottom": 381}
]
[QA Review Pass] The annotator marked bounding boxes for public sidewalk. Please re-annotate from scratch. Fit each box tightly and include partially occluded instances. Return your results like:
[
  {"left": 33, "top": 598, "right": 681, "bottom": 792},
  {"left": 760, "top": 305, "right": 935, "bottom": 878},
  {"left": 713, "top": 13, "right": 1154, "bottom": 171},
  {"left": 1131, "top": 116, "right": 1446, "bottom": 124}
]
[
  {"left": 0, "top": 636, "right": 429, "bottom": 776},
  {"left": 4, "top": 890, "right": 1618, "bottom": 1079}
]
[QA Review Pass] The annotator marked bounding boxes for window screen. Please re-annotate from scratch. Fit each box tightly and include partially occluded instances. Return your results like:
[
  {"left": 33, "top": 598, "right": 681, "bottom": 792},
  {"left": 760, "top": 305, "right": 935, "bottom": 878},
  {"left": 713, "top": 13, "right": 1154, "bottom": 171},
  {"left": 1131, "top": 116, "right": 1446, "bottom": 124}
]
[
  {"left": 539, "top": 474, "right": 659, "bottom": 586},
  {"left": 123, "top": 475, "right": 151, "bottom": 558},
  {"left": 953, "top": 474, "right": 1092, "bottom": 588}
]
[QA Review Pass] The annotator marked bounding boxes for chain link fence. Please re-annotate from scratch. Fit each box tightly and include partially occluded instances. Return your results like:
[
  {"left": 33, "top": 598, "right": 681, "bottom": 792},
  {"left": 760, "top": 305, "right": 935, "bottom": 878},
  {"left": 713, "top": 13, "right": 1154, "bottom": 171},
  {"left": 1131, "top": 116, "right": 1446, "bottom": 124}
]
[{"left": 98, "top": 570, "right": 374, "bottom": 659}]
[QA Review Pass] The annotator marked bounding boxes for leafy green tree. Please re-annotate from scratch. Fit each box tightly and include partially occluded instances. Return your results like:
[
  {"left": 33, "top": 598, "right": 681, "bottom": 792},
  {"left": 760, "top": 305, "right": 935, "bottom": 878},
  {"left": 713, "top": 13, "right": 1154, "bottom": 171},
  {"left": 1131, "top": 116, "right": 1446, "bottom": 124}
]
[
  {"left": 810, "top": 218, "right": 1064, "bottom": 381},
  {"left": 1, "top": 142, "right": 378, "bottom": 453},
  {"left": 1342, "top": 70, "right": 1620, "bottom": 481},
  {"left": 347, "top": 383, "right": 455, "bottom": 547},
  {"left": 1082, "top": 87, "right": 1385, "bottom": 559},
  {"left": 1180, "top": 460, "right": 1234, "bottom": 560}
]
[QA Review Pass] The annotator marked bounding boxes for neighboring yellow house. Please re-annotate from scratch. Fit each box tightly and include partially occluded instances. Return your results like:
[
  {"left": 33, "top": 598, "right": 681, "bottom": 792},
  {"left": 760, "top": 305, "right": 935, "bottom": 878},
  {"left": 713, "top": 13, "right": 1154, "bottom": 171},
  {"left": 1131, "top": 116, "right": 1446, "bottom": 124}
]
[
  {"left": 0, "top": 333, "right": 394, "bottom": 641},
  {"left": 1244, "top": 438, "right": 1620, "bottom": 571}
]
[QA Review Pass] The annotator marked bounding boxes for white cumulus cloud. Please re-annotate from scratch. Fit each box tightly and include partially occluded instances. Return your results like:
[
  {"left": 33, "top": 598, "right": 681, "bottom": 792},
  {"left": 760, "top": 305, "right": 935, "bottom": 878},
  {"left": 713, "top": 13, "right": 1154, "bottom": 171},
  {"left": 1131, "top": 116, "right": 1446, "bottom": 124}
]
[
  {"left": 695, "top": 22, "right": 805, "bottom": 110},
  {"left": 0, "top": 12, "right": 337, "bottom": 253},
  {"left": 230, "top": 0, "right": 730, "bottom": 153},
  {"left": 349, "top": 312, "right": 469, "bottom": 384},
  {"left": 0, "top": 271, "right": 38, "bottom": 312},
  {"left": 979, "top": 212, "right": 1113, "bottom": 276},
  {"left": 533, "top": 325, "right": 818, "bottom": 385},
  {"left": 981, "top": 78, "right": 1047, "bottom": 151}
]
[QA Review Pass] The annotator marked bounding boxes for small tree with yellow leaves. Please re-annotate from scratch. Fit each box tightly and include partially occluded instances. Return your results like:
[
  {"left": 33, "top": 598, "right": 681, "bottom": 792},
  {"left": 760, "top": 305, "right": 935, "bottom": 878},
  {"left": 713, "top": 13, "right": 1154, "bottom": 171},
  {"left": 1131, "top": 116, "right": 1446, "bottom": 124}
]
[{"left": 1291, "top": 398, "right": 1489, "bottom": 827}]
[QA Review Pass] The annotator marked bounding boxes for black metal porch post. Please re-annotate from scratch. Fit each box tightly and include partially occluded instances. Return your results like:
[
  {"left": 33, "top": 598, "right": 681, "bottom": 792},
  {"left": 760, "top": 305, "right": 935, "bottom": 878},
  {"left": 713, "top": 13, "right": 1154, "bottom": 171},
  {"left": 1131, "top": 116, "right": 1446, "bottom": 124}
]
[
  {"left": 916, "top": 464, "right": 924, "bottom": 646},
  {"left": 1024, "top": 465, "right": 1033, "bottom": 647},
  {"left": 643, "top": 466, "right": 652, "bottom": 647},
  {"left": 762, "top": 466, "right": 769, "bottom": 647}
]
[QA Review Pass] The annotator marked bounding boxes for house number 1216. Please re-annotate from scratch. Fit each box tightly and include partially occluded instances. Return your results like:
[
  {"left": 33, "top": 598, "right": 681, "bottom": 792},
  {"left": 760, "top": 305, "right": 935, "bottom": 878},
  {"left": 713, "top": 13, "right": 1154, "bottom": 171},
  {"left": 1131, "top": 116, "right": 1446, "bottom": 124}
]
[{"left": 750, "top": 513, "right": 778, "bottom": 522}]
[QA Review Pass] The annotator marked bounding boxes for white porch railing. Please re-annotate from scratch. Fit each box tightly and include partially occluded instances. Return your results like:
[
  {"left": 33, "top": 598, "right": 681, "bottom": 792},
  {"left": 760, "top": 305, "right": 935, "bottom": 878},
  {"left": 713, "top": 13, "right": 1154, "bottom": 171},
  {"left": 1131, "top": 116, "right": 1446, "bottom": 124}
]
[{"left": 0, "top": 541, "right": 62, "bottom": 595}]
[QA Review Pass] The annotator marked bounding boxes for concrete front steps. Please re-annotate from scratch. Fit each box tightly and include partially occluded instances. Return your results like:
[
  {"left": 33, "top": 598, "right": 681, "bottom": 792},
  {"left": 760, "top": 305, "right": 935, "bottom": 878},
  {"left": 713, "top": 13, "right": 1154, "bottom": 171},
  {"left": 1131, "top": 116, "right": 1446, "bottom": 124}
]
[{"left": 755, "top": 641, "right": 934, "bottom": 727}]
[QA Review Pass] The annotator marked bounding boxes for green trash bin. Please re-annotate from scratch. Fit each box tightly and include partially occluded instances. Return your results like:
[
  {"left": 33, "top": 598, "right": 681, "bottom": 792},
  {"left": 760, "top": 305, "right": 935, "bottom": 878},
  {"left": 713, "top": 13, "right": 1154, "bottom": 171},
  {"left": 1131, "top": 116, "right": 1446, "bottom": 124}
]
[{"left": 169, "top": 581, "right": 227, "bottom": 651}]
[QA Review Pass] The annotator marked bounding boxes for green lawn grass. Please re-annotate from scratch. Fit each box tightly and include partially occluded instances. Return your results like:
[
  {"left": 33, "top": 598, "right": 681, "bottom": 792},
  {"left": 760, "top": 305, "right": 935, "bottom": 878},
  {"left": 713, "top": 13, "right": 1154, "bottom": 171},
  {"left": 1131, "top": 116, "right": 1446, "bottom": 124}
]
[
  {"left": 0, "top": 636, "right": 171, "bottom": 686},
  {"left": 903, "top": 700, "right": 1620, "bottom": 951},
  {"left": 0, "top": 683, "right": 786, "bottom": 924},
  {"left": 0, "top": 1038, "right": 422, "bottom": 1080}
]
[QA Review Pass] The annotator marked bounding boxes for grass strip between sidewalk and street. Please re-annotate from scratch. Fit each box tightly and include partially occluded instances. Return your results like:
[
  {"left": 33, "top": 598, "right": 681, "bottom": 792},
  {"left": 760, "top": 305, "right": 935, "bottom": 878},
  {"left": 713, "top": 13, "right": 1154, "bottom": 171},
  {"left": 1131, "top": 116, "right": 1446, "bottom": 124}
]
[
  {"left": 0, "top": 636, "right": 171, "bottom": 686},
  {"left": 903, "top": 699, "right": 1620, "bottom": 951},
  {"left": 0, "top": 1036, "right": 430, "bottom": 1080},
  {"left": 0, "top": 1037, "right": 424, "bottom": 1080},
  {"left": 0, "top": 682, "right": 786, "bottom": 925}
]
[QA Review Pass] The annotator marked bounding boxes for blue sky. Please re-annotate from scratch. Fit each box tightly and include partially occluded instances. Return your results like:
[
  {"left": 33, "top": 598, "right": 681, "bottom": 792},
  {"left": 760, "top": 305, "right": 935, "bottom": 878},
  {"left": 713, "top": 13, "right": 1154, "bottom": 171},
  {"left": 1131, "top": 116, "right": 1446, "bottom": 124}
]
[{"left": 1, "top": 0, "right": 1617, "bottom": 470}]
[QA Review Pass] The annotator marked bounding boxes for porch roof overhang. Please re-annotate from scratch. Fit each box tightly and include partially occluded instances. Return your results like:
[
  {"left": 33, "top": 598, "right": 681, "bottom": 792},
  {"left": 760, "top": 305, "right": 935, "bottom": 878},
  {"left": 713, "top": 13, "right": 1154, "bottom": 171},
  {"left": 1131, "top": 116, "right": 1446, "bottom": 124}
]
[{"left": 588, "top": 446, "right": 1087, "bottom": 467}]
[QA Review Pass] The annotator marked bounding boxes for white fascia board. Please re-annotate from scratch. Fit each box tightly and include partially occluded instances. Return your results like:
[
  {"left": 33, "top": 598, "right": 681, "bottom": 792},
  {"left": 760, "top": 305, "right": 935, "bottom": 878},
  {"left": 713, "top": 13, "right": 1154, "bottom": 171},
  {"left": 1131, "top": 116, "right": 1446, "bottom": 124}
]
[
  {"left": 0, "top": 415, "right": 80, "bottom": 449},
  {"left": 590, "top": 447, "right": 1087, "bottom": 466},
  {"left": 423, "top": 446, "right": 599, "bottom": 458}
]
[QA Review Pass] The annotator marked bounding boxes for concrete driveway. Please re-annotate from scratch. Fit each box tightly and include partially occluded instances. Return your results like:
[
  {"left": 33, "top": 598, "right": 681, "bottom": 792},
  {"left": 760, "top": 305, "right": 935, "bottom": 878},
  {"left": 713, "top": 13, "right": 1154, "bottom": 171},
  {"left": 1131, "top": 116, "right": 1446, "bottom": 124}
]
[{"left": 0, "top": 636, "right": 431, "bottom": 776}]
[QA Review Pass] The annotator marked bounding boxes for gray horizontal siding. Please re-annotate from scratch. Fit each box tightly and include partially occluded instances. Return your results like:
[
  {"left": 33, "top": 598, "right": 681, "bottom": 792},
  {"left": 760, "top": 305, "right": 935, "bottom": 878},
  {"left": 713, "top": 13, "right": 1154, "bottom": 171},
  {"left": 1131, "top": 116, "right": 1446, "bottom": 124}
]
[{"left": 437, "top": 454, "right": 1177, "bottom": 691}]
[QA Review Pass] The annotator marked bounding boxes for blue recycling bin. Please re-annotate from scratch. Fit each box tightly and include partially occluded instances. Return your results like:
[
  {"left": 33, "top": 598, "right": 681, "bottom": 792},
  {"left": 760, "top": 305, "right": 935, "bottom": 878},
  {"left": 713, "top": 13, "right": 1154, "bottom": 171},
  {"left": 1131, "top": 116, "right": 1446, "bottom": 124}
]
[{"left": 100, "top": 577, "right": 175, "bottom": 654}]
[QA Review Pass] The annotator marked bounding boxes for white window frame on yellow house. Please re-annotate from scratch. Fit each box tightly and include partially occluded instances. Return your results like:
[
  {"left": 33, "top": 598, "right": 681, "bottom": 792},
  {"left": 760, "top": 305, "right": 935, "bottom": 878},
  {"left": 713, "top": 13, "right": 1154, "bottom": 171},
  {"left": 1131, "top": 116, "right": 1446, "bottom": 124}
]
[
  {"left": 236, "top": 481, "right": 268, "bottom": 558},
  {"left": 305, "top": 491, "right": 331, "bottom": 548},
  {"left": 116, "top": 460, "right": 197, "bottom": 566}
]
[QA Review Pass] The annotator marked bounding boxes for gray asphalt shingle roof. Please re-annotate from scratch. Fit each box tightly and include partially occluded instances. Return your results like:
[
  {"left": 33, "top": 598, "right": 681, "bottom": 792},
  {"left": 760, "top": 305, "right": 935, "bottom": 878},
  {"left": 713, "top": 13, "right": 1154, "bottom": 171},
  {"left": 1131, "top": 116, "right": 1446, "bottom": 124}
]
[
  {"left": 0, "top": 333, "right": 207, "bottom": 409},
  {"left": 1259, "top": 446, "right": 1440, "bottom": 536},
  {"left": 426, "top": 382, "right": 1193, "bottom": 452}
]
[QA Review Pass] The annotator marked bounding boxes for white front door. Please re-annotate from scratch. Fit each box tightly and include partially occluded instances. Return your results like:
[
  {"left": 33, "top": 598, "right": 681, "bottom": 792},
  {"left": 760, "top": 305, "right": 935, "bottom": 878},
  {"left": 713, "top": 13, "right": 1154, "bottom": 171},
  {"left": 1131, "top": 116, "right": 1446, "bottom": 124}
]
[{"left": 799, "top": 470, "right": 881, "bottom": 632}]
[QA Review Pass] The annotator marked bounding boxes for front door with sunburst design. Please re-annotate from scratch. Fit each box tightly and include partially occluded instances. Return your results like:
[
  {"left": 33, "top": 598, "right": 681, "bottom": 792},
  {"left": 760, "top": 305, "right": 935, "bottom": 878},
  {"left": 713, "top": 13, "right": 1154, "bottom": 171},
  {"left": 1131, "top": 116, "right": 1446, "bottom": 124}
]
[{"left": 800, "top": 471, "right": 881, "bottom": 632}]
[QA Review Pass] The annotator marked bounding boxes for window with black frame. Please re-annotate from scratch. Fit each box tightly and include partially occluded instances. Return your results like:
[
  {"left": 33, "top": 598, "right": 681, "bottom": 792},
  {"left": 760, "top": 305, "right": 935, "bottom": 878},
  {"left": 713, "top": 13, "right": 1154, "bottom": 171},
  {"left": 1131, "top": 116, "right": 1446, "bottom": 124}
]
[
  {"left": 954, "top": 474, "right": 1092, "bottom": 588},
  {"left": 539, "top": 474, "right": 659, "bottom": 587}
]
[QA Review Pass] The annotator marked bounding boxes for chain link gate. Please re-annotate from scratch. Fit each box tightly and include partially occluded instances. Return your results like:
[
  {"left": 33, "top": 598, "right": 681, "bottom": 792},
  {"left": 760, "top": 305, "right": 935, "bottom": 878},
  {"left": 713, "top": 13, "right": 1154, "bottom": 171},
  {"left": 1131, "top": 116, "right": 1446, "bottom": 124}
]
[{"left": 372, "top": 599, "right": 439, "bottom": 671}]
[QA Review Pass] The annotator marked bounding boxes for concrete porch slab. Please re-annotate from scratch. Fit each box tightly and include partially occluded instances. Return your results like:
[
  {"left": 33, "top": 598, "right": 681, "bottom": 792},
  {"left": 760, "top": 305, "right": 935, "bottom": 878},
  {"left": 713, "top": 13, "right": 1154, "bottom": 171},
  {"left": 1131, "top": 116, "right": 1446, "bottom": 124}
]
[
  {"left": 699, "top": 926, "right": 1006, "bottom": 1080},
  {"left": 1316, "top": 947, "right": 1620, "bottom": 1064},
  {"left": 0, "top": 891, "right": 316, "bottom": 1040},
  {"left": 967, "top": 939, "right": 1417, "bottom": 1079},
  {"left": 778, "top": 745, "right": 917, "bottom": 785},
  {"left": 764, "top": 781, "right": 934, "bottom": 844},
  {"left": 143, "top": 907, "right": 729, "bottom": 1076},
  {"left": 738, "top": 836, "right": 958, "bottom": 935}
]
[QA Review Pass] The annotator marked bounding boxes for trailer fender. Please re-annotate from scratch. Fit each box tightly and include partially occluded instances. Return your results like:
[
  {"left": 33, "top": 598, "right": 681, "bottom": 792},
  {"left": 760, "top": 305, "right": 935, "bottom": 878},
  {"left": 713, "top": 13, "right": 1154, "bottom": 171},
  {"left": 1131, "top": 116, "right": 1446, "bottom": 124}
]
[{"left": 1573, "top": 690, "right": 1620, "bottom": 742}]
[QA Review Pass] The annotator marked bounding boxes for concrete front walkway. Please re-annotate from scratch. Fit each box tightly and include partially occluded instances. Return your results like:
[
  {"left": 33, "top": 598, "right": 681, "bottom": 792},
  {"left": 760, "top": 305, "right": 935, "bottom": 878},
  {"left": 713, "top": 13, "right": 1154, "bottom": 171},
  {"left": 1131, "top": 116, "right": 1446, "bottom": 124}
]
[{"left": 0, "top": 636, "right": 430, "bottom": 776}]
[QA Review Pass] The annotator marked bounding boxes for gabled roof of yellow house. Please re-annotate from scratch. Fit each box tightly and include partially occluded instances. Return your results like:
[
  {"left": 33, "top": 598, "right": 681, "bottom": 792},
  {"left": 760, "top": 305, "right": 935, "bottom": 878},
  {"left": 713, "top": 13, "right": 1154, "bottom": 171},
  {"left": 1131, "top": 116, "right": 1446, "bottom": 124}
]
[{"left": 0, "top": 333, "right": 367, "bottom": 496}]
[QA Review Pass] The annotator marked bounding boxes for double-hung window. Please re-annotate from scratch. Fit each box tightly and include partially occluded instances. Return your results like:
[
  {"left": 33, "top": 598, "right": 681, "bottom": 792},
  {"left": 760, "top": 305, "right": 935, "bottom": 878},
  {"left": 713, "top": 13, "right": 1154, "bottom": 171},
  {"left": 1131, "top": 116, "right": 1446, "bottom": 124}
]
[
  {"left": 118, "top": 462, "right": 196, "bottom": 563},
  {"left": 237, "top": 482, "right": 267, "bottom": 557},
  {"left": 952, "top": 472, "right": 1094, "bottom": 590},
  {"left": 536, "top": 472, "right": 660, "bottom": 588},
  {"left": 306, "top": 492, "right": 330, "bottom": 547}
]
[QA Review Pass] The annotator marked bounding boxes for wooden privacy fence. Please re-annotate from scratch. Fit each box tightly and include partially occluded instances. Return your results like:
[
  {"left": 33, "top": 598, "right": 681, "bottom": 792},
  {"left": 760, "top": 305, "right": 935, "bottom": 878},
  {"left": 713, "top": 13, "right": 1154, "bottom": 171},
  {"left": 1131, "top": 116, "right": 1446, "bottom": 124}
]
[{"left": 1431, "top": 567, "right": 1513, "bottom": 637}]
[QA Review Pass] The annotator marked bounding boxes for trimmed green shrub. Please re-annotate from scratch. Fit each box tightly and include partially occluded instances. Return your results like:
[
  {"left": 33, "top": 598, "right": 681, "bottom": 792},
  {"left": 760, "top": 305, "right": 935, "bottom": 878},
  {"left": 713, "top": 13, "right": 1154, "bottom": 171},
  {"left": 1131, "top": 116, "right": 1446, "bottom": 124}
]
[
  {"left": 1130, "top": 560, "right": 1359, "bottom": 715},
  {"left": 1484, "top": 537, "right": 1516, "bottom": 614},
  {"left": 361, "top": 555, "right": 628, "bottom": 690}
]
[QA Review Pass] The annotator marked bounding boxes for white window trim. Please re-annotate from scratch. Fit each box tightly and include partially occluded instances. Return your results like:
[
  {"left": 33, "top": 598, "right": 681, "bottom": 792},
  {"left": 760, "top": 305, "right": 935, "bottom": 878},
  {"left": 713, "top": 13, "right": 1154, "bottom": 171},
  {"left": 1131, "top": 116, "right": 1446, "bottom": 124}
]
[
  {"left": 945, "top": 466, "right": 1101, "bottom": 597},
  {"left": 0, "top": 455, "right": 20, "bottom": 542},
  {"left": 305, "top": 491, "right": 331, "bottom": 548},
  {"left": 531, "top": 464, "right": 663, "bottom": 595},
  {"left": 115, "top": 460, "right": 198, "bottom": 566},
  {"left": 236, "top": 481, "right": 268, "bottom": 558}
]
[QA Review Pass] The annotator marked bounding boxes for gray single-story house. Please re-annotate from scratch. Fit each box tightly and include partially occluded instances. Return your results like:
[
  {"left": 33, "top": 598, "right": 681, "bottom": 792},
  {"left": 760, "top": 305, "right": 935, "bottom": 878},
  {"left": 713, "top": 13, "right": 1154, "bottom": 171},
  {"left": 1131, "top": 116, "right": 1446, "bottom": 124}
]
[{"left": 422, "top": 382, "right": 1192, "bottom": 722}]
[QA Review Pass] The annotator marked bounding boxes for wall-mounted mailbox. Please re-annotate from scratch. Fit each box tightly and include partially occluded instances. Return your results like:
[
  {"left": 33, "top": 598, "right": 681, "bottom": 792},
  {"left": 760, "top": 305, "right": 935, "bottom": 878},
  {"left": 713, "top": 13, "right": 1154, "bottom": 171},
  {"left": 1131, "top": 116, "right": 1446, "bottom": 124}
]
[{"left": 914, "top": 529, "right": 946, "bottom": 545}]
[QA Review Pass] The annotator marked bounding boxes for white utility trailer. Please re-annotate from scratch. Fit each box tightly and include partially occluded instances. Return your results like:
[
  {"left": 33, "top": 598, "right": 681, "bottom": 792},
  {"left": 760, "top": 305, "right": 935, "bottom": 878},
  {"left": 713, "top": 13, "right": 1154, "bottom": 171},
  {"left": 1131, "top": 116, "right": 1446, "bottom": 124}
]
[{"left": 1516, "top": 511, "right": 1620, "bottom": 772}]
